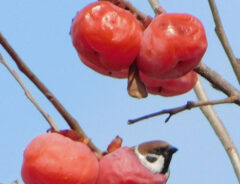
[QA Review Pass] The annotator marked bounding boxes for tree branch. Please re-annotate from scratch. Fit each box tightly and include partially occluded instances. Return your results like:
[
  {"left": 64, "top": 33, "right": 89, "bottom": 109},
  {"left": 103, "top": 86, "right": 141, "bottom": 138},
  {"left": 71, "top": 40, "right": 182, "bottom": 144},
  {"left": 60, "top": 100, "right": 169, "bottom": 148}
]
[
  {"left": 0, "top": 32, "right": 101, "bottom": 155},
  {"left": 128, "top": 95, "right": 239, "bottom": 124},
  {"left": 208, "top": 0, "right": 240, "bottom": 84},
  {"left": 194, "top": 62, "right": 240, "bottom": 105},
  {"left": 194, "top": 80, "right": 240, "bottom": 182},
  {"left": 0, "top": 53, "right": 59, "bottom": 131}
]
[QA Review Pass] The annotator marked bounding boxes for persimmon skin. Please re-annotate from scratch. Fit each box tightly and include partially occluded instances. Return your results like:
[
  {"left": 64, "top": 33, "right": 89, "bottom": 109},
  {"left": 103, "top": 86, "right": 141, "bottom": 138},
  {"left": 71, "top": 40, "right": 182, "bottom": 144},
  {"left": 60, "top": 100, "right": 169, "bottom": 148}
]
[
  {"left": 140, "top": 71, "right": 198, "bottom": 97},
  {"left": 137, "top": 13, "right": 207, "bottom": 79},
  {"left": 97, "top": 147, "right": 167, "bottom": 184},
  {"left": 21, "top": 133, "right": 99, "bottom": 184},
  {"left": 71, "top": 1, "right": 143, "bottom": 78}
]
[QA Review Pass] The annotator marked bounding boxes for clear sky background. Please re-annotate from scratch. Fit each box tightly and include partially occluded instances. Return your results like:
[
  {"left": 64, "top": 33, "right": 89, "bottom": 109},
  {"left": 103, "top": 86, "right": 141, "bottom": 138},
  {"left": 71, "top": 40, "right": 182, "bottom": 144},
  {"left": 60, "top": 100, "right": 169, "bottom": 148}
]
[{"left": 0, "top": 0, "right": 240, "bottom": 184}]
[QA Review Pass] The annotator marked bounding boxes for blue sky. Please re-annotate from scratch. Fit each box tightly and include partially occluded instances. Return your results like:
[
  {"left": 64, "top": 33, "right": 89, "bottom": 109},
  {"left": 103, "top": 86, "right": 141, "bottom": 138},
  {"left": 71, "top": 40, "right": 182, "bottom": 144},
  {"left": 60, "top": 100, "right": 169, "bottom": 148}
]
[{"left": 0, "top": 0, "right": 240, "bottom": 184}]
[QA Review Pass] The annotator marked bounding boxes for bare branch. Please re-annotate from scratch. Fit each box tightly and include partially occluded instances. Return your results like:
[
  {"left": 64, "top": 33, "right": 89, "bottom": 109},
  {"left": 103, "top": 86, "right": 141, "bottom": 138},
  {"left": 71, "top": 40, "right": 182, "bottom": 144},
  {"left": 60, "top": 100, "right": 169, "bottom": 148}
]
[
  {"left": 0, "top": 53, "right": 59, "bottom": 131},
  {"left": 0, "top": 32, "right": 101, "bottom": 155},
  {"left": 208, "top": 0, "right": 240, "bottom": 84},
  {"left": 195, "top": 62, "right": 240, "bottom": 105},
  {"left": 128, "top": 95, "right": 239, "bottom": 124},
  {"left": 194, "top": 80, "right": 240, "bottom": 182}
]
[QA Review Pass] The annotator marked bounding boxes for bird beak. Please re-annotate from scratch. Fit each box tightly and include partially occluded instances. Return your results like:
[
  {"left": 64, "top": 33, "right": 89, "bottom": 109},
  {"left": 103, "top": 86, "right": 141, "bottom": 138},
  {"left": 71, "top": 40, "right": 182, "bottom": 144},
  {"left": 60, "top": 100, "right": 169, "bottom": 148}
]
[{"left": 168, "top": 146, "right": 178, "bottom": 155}]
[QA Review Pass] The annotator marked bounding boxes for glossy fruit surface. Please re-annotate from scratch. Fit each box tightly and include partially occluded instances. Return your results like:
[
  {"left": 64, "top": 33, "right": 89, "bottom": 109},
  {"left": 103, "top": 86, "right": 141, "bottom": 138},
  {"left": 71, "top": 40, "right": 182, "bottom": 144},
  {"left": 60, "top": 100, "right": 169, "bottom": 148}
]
[
  {"left": 21, "top": 133, "right": 99, "bottom": 184},
  {"left": 97, "top": 147, "right": 167, "bottom": 184},
  {"left": 137, "top": 13, "right": 207, "bottom": 79},
  {"left": 140, "top": 71, "right": 198, "bottom": 96},
  {"left": 71, "top": 1, "right": 143, "bottom": 78}
]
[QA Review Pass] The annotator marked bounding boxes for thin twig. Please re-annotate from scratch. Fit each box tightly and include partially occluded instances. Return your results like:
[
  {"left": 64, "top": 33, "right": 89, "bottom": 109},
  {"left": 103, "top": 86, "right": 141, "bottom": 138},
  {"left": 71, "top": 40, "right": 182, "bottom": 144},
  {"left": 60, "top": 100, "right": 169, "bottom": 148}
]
[
  {"left": 208, "top": 0, "right": 240, "bottom": 84},
  {"left": 194, "top": 80, "right": 240, "bottom": 182},
  {"left": 195, "top": 62, "right": 240, "bottom": 105},
  {"left": 0, "top": 32, "right": 101, "bottom": 155},
  {"left": 0, "top": 53, "right": 59, "bottom": 131},
  {"left": 128, "top": 96, "right": 240, "bottom": 124},
  {"left": 11, "top": 180, "right": 19, "bottom": 184},
  {"left": 128, "top": 95, "right": 239, "bottom": 124},
  {"left": 148, "top": 0, "right": 166, "bottom": 15}
]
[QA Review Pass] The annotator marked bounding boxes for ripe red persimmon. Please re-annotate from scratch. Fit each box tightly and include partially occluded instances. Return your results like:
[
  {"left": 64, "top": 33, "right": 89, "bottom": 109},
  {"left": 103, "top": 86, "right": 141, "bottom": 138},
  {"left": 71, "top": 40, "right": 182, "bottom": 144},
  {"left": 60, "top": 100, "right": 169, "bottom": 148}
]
[
  {"left": 21, "top": 132, "right": 99, "bottom": 184},
  {"left": 140, "top": 71, "right": 198, "bottom": 96},
  {"left": 137, "top": 13, "right": 207, "bottom": 79},
  {"left": 71, "top": 1, "right": 143, "bottom": 78},
  {"left": 97, "top": 147, "right": 167, "bottom": 184}
]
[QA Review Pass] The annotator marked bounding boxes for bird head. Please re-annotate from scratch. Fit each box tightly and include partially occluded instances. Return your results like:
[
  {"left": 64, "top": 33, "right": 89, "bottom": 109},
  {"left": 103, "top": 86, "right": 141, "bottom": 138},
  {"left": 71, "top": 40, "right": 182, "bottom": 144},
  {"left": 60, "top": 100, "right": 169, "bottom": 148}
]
[{"left": 134, "top": 140, "right": 178, "bottom": 179}]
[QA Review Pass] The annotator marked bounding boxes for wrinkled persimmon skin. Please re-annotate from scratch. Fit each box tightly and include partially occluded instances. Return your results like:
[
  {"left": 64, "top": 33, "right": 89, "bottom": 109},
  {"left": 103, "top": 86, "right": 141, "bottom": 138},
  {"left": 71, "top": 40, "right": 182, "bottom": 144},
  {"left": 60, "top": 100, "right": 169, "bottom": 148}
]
[
  {"left": 21, "top": 133, "right": 99, "bottom": 184},
  {"left": 97, "top": 147, "right": 167, "bottom": 184},
  {"left": 137, "top": 13, "right": 207, "bottom": 79},
  {"left": 71, "top": 1, "right": 143, "bottom": 78},
  {"left": 140, "top": 71, "right": 198, "bottom": 96}
]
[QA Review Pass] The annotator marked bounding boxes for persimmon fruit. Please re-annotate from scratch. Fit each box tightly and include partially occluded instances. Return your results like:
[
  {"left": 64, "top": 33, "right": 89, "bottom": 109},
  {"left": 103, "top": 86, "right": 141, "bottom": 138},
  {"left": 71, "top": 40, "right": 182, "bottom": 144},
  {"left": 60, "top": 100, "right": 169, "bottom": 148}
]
[
  {"left": 137, "top": 13, "right": 207, "bottom": 79},
  {"left": 140, "top": 71, "right": 198, "bottom": 96},
  {"left": 71, "top": 1, "right": 143, "bottom": 78},
  {"left": 21, "top": 132, "right": 99, "bottom": 184}
]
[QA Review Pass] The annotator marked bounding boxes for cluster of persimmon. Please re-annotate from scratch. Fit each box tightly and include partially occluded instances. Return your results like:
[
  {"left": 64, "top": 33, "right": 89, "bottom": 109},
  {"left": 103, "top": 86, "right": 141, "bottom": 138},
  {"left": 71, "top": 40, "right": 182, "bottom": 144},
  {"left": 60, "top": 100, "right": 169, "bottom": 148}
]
[
  {"left": 71, "top": 1, "right": 207, "bottom": 97},
  {"left": 21, "top": 131, "right": 169, "bottom": 184},
  {"left": 21, "top": 1, "right": 207, "bottom": 184}
]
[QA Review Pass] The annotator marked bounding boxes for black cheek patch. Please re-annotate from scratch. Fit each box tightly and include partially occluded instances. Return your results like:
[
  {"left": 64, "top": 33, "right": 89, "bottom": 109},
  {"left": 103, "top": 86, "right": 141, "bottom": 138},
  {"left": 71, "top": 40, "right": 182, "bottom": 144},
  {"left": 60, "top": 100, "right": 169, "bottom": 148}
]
[{"left": 146, "top": 155, "right": 158, "bottom": 163}]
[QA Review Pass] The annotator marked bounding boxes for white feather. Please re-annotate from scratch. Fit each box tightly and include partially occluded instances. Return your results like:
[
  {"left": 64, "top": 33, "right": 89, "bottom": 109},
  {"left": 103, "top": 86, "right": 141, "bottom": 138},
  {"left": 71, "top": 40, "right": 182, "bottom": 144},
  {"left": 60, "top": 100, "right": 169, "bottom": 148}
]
[{"left": 134, "top": 146, "right": 165, "bottom": 174}]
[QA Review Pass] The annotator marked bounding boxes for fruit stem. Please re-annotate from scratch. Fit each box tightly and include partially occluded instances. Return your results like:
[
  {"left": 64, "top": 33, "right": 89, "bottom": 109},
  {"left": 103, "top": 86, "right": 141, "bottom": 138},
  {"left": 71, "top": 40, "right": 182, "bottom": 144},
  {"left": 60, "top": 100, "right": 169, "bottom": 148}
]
[{"left": 98, "top": 0, "right": 152, "bottom": 28}]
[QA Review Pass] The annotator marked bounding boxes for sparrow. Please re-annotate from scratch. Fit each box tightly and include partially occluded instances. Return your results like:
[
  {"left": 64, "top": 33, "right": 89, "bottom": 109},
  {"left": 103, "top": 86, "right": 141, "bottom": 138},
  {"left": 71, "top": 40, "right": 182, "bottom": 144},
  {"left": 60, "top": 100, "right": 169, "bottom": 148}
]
[
  {"left": 97, "top": 140, "right": 177, "bottom": 184},
  {"left": 134, "top": 140, "right": 178, "bottom": 179}
]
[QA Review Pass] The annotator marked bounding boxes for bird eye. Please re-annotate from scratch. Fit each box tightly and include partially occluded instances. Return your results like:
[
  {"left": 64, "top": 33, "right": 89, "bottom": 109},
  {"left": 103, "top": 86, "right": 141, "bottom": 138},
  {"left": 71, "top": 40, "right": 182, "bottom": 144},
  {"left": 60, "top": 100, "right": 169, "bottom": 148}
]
[{"left": 146, "top": 155, "right": 158, "bottom": 163}]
